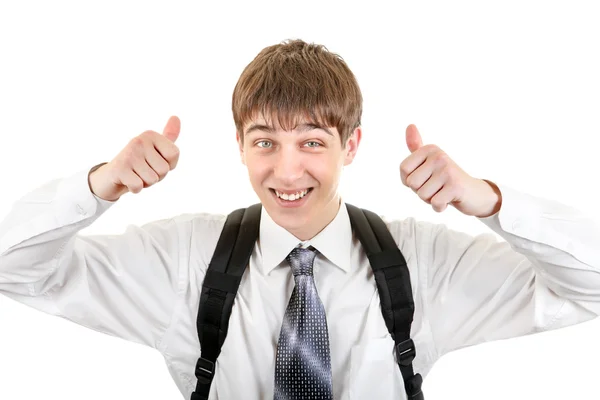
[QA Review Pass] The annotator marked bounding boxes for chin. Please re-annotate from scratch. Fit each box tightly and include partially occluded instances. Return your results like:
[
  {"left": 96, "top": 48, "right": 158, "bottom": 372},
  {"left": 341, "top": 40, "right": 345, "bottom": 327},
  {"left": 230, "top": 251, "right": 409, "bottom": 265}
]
[{"left": 274, "top": 215, "right": 313, "bottom": 239}]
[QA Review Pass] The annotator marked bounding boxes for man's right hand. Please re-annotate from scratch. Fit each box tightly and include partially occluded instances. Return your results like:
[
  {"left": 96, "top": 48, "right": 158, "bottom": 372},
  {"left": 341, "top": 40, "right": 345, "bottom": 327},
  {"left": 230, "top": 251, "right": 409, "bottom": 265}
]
[{"left": 88, "top": 116, "right": 181, "bottom": 202}]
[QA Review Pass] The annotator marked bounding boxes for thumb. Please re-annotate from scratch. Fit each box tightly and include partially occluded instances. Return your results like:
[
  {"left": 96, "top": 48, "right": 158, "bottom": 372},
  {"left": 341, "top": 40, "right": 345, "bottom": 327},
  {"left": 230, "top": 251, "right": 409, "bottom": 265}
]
[
  {"left": 406, "top": 124, "right": 423, "bottom": 153},
  {"left": 162, "top": 115, "right": 181, "bottom": 142}
]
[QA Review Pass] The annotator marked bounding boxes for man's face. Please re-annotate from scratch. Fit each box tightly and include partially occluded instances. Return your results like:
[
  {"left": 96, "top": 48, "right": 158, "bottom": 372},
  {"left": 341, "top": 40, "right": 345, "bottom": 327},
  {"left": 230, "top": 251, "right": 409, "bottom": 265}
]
[{"left": 237, "top": 115, "right": 361, "bottom": 240}]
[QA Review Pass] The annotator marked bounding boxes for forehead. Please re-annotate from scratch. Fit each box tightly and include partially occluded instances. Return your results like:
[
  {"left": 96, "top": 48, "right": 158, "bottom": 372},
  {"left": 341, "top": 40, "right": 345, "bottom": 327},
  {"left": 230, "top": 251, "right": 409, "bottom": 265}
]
[
  {"left": 244, "top": 113, "right": 306, "bottom": 130},
  {"left": 243, "top": 113, "right": 336, "bottom": 137}
]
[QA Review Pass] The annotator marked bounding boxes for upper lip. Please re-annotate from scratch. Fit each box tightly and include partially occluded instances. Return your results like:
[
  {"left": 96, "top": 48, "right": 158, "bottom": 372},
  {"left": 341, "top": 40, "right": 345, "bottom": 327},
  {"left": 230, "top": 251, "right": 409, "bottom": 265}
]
[{"left": 272, "top": 188, "right": 312, "bottom": 194}]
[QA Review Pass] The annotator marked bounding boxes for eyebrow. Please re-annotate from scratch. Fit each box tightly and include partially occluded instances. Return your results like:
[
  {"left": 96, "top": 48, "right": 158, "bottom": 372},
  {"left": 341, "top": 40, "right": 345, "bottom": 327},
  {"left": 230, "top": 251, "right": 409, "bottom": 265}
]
[{"left": 244, "top": 122, "right": 333, "bottom": 136}]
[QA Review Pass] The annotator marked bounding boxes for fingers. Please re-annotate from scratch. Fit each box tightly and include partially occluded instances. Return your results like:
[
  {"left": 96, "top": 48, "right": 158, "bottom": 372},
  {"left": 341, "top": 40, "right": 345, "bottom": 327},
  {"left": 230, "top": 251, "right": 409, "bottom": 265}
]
[
  {"left": 404, "top": 157, "right": 436, "bottom": 190},
  {"left": 93, "top": 118, "right": 182, "bottom": 201},
  {"left": 400, "top": 128, "right": 465, "bottom": 214},
  {"left": 116, "top": 129, "right": 180, "bottom": 194},
  {"left": 119, "top": 167, "right": 146, "bottom": 194},
  {"left": 400, "top": 144, "right": 444, "bottom": 186},
  {"left": 153, "top": 133, "right": 180, "bottom": 170},
  {"left": 430, "top": 184, "right": 454, "bottom": 213},
  {"left": 144, "top": 142, "right": 172, "bottom": 182},
  {"left": 414, "top": 168, "right": 447, "bottom": 202},
  {"left": 401, "top": 147, "right": 454, "bottom": 209},
  {"left": 132, "top": 158, "right": 161, "bottom": 189}
]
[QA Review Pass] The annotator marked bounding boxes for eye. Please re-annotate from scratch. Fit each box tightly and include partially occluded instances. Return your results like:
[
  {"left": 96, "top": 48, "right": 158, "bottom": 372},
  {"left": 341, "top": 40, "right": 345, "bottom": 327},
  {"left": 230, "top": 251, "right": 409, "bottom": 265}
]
[
  {"left": 305, "top": 141, "right": 321, "bottom": 148},
  {"left": 256, "top": 140, "right": 272, "bottom": 148}
]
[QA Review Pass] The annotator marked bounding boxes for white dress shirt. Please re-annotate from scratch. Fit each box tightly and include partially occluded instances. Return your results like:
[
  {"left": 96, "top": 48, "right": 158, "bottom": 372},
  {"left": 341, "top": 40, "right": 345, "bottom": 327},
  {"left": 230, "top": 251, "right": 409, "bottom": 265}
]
[{"left": 1, "top": 166, "right": 599, "bottom": 400}]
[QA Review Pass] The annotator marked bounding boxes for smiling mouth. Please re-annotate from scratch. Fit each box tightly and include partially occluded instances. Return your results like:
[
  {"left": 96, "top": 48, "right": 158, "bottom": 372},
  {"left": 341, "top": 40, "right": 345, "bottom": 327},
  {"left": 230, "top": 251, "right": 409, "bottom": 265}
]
[{"left": 269, "top": 187, "right": 314, "bottom": 200}]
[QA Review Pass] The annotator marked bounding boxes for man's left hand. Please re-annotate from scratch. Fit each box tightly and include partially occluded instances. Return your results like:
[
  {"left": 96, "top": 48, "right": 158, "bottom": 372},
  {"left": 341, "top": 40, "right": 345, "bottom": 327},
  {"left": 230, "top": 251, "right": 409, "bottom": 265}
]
[{"left": 400, "top": 124, "right": 502, "bottom": 218}]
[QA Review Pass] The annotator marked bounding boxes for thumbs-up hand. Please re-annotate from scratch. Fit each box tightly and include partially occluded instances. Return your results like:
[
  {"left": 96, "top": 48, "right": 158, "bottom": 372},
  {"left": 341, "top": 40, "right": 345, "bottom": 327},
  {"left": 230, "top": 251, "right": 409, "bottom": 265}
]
[
  {"left": 400, "top": 124, "right": 502, "bottom": 217},
  {"left": 88, "top": 116, "right": 182, "bottom": 202}
]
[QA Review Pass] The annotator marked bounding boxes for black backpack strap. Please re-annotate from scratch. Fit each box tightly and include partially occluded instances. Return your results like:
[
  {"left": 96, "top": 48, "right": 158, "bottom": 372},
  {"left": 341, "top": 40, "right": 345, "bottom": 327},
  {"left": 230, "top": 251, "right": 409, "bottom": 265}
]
[
  {"left": 346, "top": 203, "right": 424, "bottom": 400},
  {"left": 190, "top": 203, "right": 262, "bottom": 400}
]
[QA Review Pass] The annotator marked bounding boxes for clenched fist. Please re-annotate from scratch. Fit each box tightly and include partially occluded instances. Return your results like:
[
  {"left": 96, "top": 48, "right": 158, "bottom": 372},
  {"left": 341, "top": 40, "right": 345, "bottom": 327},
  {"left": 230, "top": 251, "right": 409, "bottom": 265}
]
[{"left": 88, "top": 116, "right": 181, "bottom": 202}]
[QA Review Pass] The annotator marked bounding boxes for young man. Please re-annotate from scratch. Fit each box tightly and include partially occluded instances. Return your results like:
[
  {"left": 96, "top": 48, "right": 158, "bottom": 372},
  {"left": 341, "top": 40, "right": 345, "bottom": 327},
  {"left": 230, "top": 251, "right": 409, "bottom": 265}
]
[{"left": 0, "top": 39, "right": 598, "bottom": 399}]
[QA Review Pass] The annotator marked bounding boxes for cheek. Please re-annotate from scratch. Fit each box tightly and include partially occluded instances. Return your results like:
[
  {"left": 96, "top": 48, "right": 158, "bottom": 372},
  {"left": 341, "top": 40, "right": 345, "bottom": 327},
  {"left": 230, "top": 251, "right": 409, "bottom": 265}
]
[
  {"left": 245, "top": 158, "right": 270, "bottom": 181},
  {"left": 310, "top": 158, "right": 341, "bottom": 182}
]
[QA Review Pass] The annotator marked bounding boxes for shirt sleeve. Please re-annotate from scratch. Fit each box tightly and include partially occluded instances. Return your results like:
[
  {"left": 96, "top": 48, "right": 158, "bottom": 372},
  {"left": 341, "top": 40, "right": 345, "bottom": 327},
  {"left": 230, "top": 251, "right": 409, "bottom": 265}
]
[
  {"left": 0, "top": 166, "right": 188, "bottom": 351},
  {"left": 420, "top": 182, "right": 600, "bottom": 358}
]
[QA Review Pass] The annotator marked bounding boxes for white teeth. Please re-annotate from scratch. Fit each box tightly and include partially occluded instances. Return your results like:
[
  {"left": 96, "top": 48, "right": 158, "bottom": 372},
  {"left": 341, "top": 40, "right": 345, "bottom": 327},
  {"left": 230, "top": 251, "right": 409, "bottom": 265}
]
[{"left": 275, "top": 189, "right": 310, "bottom": 201}]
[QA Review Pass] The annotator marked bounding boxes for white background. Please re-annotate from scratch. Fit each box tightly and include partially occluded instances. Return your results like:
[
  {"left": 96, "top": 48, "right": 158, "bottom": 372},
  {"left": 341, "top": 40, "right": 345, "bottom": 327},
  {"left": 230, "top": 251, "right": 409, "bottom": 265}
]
[{"left": 1, "top": 0, "right": 599, "bottom": 399}]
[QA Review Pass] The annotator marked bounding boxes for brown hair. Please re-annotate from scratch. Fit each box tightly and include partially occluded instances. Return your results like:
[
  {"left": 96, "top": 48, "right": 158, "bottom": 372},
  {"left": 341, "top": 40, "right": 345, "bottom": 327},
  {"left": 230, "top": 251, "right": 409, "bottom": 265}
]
[{"left": 232, "top": 39, "right": 363, "bottom": 148}]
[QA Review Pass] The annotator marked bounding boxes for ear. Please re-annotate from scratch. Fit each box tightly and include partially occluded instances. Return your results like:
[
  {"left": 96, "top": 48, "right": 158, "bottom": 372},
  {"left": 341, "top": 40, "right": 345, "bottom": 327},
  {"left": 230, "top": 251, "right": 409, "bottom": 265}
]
[
  {"left": 343, "top": 127, "right": 362, "bottom": 166},
  {"left": 236, "top": 131, "right": 246, "bottom": 165}
]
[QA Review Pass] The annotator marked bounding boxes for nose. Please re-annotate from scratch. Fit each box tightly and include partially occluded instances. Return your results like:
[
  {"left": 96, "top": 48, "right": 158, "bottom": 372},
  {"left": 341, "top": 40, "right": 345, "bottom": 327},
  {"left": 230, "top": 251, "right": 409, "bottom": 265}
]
[{"left": 273, "top": 146, "right": 305, "bottom": 184}]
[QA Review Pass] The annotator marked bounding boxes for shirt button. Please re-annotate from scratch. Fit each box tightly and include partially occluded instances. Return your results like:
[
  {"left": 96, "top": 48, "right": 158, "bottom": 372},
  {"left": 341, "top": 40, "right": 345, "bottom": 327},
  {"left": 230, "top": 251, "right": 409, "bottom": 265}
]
[{"left": 512, "top": 220, "right": 521, "bottom": 231}]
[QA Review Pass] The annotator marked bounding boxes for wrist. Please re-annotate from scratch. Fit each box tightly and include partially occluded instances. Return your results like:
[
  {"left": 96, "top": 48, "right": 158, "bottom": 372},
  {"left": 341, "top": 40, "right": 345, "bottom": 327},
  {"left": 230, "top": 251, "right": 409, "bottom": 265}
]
[
  {"left": 88, "top": 162, "right": 124, "bottom": 202},
  {"left": 476, "top": 179, "right": 503, "bottom": 218},
  {"left": 87, "top": 162, "right": 108, "bottom": 192}
]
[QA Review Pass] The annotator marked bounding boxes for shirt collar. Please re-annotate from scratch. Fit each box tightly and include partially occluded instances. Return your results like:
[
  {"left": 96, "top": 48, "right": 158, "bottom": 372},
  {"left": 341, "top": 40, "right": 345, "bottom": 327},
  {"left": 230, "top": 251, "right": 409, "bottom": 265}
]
[{"left": 259, "top": 199, "right": 353, "bottom": 275}]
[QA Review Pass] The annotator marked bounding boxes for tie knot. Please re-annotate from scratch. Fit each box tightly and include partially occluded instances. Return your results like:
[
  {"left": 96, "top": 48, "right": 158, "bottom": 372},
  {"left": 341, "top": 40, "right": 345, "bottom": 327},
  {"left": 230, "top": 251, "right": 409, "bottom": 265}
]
[{"left": 286, "top": 246, "right": 318, "bottom": 276}]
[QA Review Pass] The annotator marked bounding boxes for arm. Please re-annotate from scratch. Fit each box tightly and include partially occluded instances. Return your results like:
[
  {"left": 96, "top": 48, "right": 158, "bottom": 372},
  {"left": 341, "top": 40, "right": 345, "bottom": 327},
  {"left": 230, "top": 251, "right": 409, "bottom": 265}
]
[
  {"left": 422, "top": 181, "right": 600, "bottom": 356},
  {"left": 0, "top": 165, "right": 188, "bottom": 350},
  {"left": 398, "top": 124, "right": 599, "bottom": 357}
]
